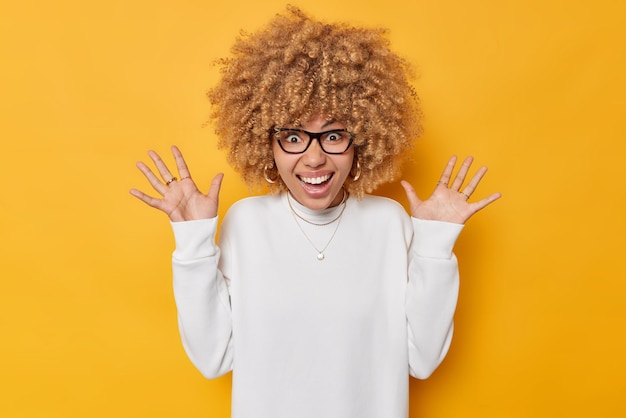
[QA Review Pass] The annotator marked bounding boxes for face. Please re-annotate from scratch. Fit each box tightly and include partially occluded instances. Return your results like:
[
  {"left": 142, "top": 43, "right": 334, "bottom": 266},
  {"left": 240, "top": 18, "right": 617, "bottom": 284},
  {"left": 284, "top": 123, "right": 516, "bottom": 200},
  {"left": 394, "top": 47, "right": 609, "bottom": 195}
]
[{"left": 272, "top": 115, "right": 355, "bottom": 210}]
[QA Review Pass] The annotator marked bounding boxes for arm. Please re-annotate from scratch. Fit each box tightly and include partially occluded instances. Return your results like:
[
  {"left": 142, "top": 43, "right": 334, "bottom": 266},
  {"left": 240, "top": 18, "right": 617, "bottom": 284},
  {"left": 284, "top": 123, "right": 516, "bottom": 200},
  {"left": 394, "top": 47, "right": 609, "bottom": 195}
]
[
  {"left": 171, "top": 218, "right": 233, "bottom": 378},
  {"left": 405, "top": 218, "right": 462, "bottom": 378},
  {"left": 401, "top": 156, "right": 501, "bottom": 378},
  {"left": 130, "top": 146, "right": 232, "bottom": 378}
]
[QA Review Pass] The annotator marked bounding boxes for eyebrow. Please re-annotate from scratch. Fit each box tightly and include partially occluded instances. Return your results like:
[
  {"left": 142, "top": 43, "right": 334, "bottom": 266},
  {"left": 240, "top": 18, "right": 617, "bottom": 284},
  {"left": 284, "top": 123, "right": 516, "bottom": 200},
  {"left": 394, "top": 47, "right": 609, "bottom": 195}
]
[
  {"left": 295, "top": 119, "right": 338, "bottom": 129},
  {"left": 322, "top": 119, "right": 338, "bottom": 128}
]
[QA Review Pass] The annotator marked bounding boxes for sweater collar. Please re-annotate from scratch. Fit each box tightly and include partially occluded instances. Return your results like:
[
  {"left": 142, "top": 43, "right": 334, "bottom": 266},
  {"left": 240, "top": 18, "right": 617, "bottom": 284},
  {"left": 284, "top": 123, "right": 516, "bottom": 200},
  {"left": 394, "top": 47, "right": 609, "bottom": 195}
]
[{"left": 282, "top": 191, "right": 349, "bottom": 224}]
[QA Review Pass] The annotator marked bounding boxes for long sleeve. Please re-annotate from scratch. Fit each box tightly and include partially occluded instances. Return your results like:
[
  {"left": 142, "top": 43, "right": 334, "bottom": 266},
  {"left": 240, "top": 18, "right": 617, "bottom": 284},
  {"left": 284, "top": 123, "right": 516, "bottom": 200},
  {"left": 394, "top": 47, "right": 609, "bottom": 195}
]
[
  {"left": 165, "top": 195, "right": 466, "bottom": 417},
  {"left": 171, "top": 217, "right": 233, "bottom": 378},
  {"left": 406, "top": 218, "right": 463, "bottom": 379}
]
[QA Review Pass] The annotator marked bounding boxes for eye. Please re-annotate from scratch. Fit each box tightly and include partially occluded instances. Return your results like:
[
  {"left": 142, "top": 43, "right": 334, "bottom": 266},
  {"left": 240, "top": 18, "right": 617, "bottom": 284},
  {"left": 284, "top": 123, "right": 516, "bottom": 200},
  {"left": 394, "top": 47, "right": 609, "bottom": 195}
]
[
  {"left": 324, "top": 131, "right": 345, "bottom": 142},
  {"left": 284, "top": 133, "right": 303, "bottom": 143}
]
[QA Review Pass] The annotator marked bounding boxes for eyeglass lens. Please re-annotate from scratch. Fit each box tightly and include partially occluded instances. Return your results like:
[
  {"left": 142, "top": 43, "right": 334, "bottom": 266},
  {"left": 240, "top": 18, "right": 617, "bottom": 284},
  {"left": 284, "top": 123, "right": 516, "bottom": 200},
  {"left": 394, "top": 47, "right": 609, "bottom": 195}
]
[{"left": 276, "top": 129, "right": 353, "bottom": 154}]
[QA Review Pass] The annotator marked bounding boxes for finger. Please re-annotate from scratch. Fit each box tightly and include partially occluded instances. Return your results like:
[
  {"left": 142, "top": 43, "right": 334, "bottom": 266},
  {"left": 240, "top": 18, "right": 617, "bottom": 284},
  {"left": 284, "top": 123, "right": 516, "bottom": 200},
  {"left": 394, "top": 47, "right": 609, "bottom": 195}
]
[
  {"left": 437, "top": 156, "right": 458, "bottom": 187},
  {"left": 148, "top": 150, "right": 177, "bottom": 184},
  {"left": 450, "top": 156, "right": 474, "bottom": 191},
  {"left": 129, "top": 188, "right": 163, "bottom": 210},
  {"left": 460, "top": 165, "right": 488, "bottom": 197},
  {"left": 470, "top": 192, "right": 502, "bottom": 213},
  {"left": 400, "top": 180, "right": 422, "bottom": 209},
  {"left": 207, "top": 173, "right": 224, "bottom": 202},
  {"left": 136, "top": 161, "right": 168, "bottom": 195},
  {"left": 171, "top": 145, "right": 193, "bottom": 180}
]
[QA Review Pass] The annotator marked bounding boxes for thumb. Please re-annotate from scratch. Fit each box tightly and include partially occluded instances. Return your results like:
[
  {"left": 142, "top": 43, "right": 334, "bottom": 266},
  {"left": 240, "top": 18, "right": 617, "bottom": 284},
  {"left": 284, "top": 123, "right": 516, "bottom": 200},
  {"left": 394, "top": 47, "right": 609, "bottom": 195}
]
[
  {"left": 207, "top": 173, "right": 224, "bottom": 202},
  {"left": 400, "top": 180, "right": 422, "bottom": 211}
]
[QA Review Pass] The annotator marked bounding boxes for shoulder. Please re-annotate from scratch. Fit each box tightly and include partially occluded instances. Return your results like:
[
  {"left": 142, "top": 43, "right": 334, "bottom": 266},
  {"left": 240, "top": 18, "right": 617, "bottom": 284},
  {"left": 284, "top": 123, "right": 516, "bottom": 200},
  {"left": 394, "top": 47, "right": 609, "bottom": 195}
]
[
  {"left": 347, "top": 194, "right": 413, "bottom": 243},
  {"left": 353, "top": 194, "right": 408, "bottom": 217},
  {"left": 350, "top": 194, "right": 411, "bottom": 229},
  {"left": 227, "top": 194, "right": 281, "bottom": 213},
  {"left": 222, "top": 194, "right": 284, "bottom": 226}
]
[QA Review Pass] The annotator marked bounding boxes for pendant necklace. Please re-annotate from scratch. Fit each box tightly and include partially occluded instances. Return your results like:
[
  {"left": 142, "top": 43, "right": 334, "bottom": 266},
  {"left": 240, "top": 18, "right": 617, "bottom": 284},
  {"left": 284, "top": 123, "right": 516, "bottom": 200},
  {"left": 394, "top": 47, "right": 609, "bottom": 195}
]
[{"left": 287, "top": 191, "right": 348, "bottom": 261}]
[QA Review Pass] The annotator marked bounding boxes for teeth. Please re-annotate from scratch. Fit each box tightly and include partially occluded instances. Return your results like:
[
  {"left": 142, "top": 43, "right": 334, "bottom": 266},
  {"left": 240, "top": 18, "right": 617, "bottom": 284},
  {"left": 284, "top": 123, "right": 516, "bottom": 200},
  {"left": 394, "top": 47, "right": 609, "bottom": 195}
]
[{"left": 300, "top": 174, "right": 332, "bottom": 185}]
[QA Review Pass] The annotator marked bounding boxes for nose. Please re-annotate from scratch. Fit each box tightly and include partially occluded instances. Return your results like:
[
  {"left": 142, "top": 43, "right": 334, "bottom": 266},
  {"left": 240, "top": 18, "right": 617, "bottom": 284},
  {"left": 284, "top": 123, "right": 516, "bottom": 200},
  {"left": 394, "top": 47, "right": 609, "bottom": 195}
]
[{"left": 301, "top": 137, "right": 326, "bottom": 167}]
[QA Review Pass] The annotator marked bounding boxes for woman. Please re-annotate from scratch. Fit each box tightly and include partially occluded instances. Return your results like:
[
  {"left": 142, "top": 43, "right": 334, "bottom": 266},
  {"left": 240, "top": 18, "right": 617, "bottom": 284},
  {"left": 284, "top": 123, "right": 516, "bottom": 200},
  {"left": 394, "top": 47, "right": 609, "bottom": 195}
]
[{"left": 130, "top": 6, "right": 500, "bottom": 418}]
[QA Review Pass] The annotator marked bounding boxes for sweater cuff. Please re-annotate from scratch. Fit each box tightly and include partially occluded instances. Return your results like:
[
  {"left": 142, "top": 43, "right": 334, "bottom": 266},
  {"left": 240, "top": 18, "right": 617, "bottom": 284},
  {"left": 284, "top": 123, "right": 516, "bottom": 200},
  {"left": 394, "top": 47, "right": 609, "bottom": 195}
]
[
  {"left": 411, "top": 218, "right": 464, "bottom": 259},
  {"left": 171, "top": 217, "right": 219, "bottom": 260}
]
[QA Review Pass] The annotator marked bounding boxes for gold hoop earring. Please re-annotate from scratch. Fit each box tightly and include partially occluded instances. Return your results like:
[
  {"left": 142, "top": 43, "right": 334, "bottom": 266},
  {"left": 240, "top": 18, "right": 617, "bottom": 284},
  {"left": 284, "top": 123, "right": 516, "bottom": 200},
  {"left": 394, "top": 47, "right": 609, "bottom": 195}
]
[
  {"left": 351, "top": 159, "right": 361, "bottom": 182},
  {"left": 264, "top": 164, "right": 279, "bottom": 184}
]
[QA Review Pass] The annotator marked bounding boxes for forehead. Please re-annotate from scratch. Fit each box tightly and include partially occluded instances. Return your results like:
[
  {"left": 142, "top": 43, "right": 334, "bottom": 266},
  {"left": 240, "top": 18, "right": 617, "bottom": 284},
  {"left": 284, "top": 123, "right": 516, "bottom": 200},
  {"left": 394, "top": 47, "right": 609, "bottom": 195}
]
[{"left": 287, "top": 117, "right": 345, "bottom": 130}]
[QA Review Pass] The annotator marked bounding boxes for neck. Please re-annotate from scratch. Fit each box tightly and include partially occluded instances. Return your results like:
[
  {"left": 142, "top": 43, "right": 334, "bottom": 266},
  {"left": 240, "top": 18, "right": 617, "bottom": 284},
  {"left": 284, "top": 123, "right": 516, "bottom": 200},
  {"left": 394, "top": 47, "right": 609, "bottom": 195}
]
[
  {"left": 288, "top": 188, "right": 348, "bottom": 212},
  {"left": 328, "top": 188, "right": 347, "bottom": 208}
]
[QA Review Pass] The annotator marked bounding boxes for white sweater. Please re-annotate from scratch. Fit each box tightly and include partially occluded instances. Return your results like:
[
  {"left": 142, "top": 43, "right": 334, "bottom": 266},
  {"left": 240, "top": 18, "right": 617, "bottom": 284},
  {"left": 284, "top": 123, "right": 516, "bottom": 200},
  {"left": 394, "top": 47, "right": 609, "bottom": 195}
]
[{"left": 171, "top": 193, "right": 463, "bottom": 418}]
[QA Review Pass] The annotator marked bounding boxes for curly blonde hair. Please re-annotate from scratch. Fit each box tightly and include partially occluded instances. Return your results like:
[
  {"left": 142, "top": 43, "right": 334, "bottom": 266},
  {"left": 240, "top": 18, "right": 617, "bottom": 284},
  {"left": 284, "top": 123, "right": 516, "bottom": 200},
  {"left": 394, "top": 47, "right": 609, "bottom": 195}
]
[{"left": 207, "top": 5, "right": 422, "bottom": 196}]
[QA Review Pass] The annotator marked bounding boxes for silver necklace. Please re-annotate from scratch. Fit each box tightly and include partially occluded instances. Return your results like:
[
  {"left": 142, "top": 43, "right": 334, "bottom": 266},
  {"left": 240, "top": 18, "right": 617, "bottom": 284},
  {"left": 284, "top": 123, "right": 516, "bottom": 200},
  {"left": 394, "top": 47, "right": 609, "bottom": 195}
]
[
  {"left": 287, "top": 192, "right": 348, "bottom": 260},
  {"left": 287, "top": 190, "right": 348, "bottom": 226}
]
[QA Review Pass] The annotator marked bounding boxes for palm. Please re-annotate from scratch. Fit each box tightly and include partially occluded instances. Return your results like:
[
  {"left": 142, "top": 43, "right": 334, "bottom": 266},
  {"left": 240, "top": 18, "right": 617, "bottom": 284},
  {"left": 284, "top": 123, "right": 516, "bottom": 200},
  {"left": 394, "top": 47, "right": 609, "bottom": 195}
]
[
  {"left": 130, "top": 146, "right": 223, "bottom": 222},
  {"left": 155, "top": 178, "right": 220, "bottom": 222},
  {"left": 401, "top": 156, "right": 501, "bottom": 225}
]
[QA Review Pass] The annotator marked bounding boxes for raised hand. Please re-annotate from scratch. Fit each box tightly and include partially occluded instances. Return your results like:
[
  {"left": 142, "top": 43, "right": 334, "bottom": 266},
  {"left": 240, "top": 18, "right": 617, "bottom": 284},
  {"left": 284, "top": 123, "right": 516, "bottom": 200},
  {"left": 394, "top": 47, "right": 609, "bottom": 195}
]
[
  {"left": 130, "top": 146, "right": 224, "bottom": 222},
  {"left": 401, "top": 156, "right": 501, "bottom": 224}
]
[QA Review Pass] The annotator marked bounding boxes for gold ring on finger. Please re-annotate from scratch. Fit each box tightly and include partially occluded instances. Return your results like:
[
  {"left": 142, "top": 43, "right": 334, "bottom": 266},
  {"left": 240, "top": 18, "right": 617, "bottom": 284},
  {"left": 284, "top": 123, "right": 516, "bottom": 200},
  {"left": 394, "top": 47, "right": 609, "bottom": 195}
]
[{"left": 166, "top": 177, "right": 177, "bottom": 185}]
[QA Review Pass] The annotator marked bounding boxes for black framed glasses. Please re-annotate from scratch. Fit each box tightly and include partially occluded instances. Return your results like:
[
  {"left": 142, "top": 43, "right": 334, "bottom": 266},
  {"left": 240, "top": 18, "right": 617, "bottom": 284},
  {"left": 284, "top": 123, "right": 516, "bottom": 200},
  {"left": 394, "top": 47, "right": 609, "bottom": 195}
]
[{"left": 273, "top": 127, "right": 354, "bottom": 154}]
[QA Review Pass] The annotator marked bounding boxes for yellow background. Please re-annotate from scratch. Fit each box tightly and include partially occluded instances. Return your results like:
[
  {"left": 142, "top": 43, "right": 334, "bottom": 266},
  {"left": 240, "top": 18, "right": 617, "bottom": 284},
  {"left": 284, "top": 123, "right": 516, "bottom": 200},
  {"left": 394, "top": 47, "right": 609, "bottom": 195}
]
[{"left": 1, "top": 0, "right": 624, "bottom": 416}]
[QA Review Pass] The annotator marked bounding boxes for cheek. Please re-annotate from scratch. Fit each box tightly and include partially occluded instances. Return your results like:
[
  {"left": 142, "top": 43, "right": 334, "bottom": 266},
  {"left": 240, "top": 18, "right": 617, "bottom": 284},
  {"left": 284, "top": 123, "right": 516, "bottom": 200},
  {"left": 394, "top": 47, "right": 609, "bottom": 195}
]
[
  {"left": 337, "top": 153, "right": 355, "bottom": 174},
  {"left": 272, "top": 153, "right": 298, "bottom": 176}
]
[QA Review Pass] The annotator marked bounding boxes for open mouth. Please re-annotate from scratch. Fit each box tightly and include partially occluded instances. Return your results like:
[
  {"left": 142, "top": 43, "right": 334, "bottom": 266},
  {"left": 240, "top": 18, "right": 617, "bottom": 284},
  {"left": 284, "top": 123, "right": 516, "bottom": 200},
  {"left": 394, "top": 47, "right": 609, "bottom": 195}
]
[{"left": 298, "top": 173, "right": 333, "bottom": 187}]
